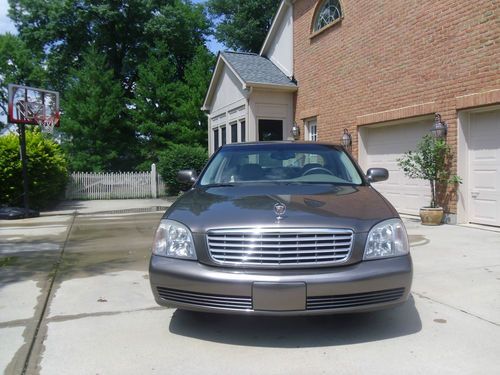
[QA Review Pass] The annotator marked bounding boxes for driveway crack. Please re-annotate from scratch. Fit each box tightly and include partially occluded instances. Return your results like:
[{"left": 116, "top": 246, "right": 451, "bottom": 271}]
[{"left": 413, "top": 291, "right": 499, "bottom": 327}]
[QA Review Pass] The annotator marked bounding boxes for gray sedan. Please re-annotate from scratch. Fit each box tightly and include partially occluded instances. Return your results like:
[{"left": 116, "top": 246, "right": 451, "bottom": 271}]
[{"left": 149, "top": 142, "right": 412, "bottom": 315}]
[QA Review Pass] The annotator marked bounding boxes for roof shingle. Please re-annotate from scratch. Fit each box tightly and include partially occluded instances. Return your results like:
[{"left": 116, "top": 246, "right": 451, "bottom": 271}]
[{"left": 221, "top": 51, "right": 296, "bottom": 88}]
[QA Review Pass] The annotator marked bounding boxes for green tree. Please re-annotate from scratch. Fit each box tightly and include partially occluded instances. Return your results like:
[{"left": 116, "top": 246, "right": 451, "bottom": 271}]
[
  {"left": 61, "top": 48, "right": 137, "bottom": 172},
  {"left": 7, "top": 0, "right": 214, "bottom": 171},
  {"left": 9, "top": 0, "right": 154, "bottom": 94},
  {"left": 0, "top": 33, "right": 45, "bottom": 127},
  {"left": 132, "top": 44, "right": 214, "bottom": 166},
  {"left": 207, "top": 0, "right": 281, "bottom": 52}
]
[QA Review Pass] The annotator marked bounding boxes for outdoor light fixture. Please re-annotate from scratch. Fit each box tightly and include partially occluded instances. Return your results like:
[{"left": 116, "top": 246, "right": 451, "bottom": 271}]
[
  {"left": 341, "top": 128, "right": 352, "bottom": 148},
  {"left": 291, "top": 122, "right": 301, "bottom": 140},
  {"left": 430, "top": 113, "right": 448, "bottom": 139}
]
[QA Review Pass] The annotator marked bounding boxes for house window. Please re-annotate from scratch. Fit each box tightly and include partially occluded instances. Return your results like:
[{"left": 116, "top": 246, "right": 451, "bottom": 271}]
[
  {"left": 306, "top": 118, "right": 318, "bottom": 141},
  {"left": 221, "top": 127, "right": 227, "bottom": 146},
  {"left": 314, "top": 0, "right": 342, "bottom": 32},
  {"left": 240, "top": 120, "right": 246, "bottom": 142},
  {"left": 231, "top": 122, "right": 238, "bottom": 143},
  {"left": 213, "top": 128, "right": 219, "bottom": 150}
]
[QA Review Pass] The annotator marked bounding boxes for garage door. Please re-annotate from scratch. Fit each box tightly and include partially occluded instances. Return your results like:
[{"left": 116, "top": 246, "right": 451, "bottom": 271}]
[
  {"left": 360, "top": 120, "right": 431, "bottom": 215},
  {"left": 468, "top": 109, "right": 500, "bottom": 227}
]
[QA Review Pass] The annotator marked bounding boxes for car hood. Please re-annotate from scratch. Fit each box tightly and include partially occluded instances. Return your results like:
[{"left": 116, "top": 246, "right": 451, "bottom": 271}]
[{"left": 165, "top": 184, "right": 398, "bottom": 234}]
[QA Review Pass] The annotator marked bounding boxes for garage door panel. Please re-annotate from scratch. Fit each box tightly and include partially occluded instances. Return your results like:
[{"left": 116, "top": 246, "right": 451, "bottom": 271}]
[
  {"left": 362, "top": 120, "right": 430, "bottom": 215},
  {"left": 468, "top": 110, "right": 500, "bottom": 226}
]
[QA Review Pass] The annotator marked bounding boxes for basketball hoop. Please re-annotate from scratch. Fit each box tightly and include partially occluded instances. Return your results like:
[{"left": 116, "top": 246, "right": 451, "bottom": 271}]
[
  {"left": 8, "top": 84, "right": 60, "bottom": 132},
  {"left": 35, "top": 114, "right": 59, "bottom": 134}
]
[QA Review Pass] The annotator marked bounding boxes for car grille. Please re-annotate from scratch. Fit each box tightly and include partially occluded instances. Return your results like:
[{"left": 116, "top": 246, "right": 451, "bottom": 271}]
[
  {"left": 306, "top": 288, "right": 405, "bottom": 310},
  {"left": 156, "top": 287, "right": 252, "bottom": 310},
  {"left": 206, "top": 228, "right": 353, "bottom": 267}
]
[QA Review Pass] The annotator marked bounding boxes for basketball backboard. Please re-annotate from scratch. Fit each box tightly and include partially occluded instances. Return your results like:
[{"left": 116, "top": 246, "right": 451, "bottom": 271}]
[{"left": 8, "top": 84, "right": 60, "bottom": 132}]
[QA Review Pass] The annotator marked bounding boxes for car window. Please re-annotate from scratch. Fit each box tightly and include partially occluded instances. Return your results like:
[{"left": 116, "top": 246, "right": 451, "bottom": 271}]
[{"left": 199, "top": 144, "right": 363, "bottom": 186}]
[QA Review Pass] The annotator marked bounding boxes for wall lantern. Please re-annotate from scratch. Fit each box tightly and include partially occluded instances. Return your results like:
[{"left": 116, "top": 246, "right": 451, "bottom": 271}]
[
  {"left": 430, "top": 113, "right": 448, "bottom": 139},
  {"left": 341, "top": 128, "right": 352, "bottom": 148},
  {"left": 291, "top": 122, "right": 301, "bottom": 140}
]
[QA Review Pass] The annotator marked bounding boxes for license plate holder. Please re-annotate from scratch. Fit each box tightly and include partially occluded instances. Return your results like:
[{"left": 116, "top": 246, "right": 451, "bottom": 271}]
[{"left": 252, "top": 282, "right": 306, "bottom": 311}]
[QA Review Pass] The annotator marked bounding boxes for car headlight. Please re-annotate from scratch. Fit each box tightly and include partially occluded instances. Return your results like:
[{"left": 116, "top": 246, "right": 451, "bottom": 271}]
[
  {"left": 364, "top": 218, "right": 409, "bottom": 260},
  {"left": 152, "top": 219, "right": 197, "bottom": 260}
]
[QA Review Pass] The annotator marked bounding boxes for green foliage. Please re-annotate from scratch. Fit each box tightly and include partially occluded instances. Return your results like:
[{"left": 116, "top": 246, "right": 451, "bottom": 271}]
[
  {"left": 9, "top": 0, "right": 156, "bottom": 94},
  {"left": 0, "top": 33, "right": 45, "bottom": 127},
  {"left": 157, "top": 144, "right": 208, "bottom": 195},
  {"left": 398, "top": 135, "right": 461, "bottom": 208},
  {"left": 132, "top": 44, "right": 214, "bottom": 167},
  {"left": 61, "top": 48, "right": 137, "bottom": 172},
  {"left": 5, "top": 0, "right": 213, "bottom": 172},
  {"left": 0, "top": 129, "right": 68, "bottom": 209},
  {"left": 207, "top": 0, "right": 281, "bottom": 52}
]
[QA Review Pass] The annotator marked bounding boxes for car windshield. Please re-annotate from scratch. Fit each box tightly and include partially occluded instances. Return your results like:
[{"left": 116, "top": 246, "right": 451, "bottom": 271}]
[{"left": 199, "top": 143, "right": 364, "bottom": 186}]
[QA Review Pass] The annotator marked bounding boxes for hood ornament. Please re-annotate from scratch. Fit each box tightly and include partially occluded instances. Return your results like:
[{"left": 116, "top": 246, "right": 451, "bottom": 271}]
[{"left": 274, "top": 202, "right": 287, "bottom": 221}]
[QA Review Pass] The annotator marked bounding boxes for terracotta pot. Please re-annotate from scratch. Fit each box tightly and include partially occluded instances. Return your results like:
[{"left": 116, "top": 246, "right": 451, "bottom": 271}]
[{"left": 419, "top": 207, "right": 444, "bottom": 226}]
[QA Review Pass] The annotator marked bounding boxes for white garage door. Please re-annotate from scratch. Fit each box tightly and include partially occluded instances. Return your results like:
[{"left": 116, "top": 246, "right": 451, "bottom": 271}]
[
  {"left": 469, "top": 109, "right": 500, "bottom": 227},
  {"left": 360, "top": 120, "right": 431, "bottom": 215}
]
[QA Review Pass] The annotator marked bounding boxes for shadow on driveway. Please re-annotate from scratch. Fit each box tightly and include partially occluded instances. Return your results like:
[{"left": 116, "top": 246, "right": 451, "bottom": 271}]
[{"left": 168, "top": 296, "right": 421, "bottom": 348}]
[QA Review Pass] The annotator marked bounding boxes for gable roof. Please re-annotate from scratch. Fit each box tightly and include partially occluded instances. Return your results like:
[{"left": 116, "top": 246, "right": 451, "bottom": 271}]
[
  {"left": 202, "top": 51, "right": 297, "bottom": 111},
  {"left": 222, "top": 51, "right": 296, "bottom": 87}
]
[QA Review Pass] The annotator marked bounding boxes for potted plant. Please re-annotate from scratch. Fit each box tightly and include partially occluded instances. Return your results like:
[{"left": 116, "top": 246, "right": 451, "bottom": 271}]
[{"left": 398, "top": 134, "right": 461, "bottom": 225}]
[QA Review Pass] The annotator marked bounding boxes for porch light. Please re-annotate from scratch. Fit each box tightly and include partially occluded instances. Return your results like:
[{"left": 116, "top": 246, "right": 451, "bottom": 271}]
[
  {"left": 430, "top": 113, "right": 448, "bottom": 139},
  {"left": 291, "top": 122, "right": 301, "bottom": 140},
  {"left": 341, "top": 128, "right": 352, "bottom": 148}
]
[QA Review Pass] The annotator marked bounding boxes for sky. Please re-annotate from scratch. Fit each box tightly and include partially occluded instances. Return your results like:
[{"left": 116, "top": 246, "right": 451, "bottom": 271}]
[
  {"left": 0, "top": 0, "right": 16, "bottom": 34},
  {"left": 0, "top": 0, "right": 225, "bottom": 53}
]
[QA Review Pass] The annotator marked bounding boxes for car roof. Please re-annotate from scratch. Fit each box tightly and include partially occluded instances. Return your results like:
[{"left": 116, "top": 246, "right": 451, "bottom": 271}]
[{"left": 222, "top": 141, "right": 343, "bottom": 148}]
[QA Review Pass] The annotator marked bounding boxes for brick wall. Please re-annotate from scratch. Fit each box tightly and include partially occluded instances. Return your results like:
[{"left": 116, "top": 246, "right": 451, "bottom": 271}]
[{"left": 293, "top": 0, "right": 500, "bottom": 213}]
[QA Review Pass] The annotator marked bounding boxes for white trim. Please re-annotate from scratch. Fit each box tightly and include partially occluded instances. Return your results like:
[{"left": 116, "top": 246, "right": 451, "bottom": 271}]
[
  {"left": 244, "top": 82, "right": 297, "bottom": 91},
  {"left": 457, "top": 104, "right": 500, "bottom": 225},
  {"left": 305, "top": 118, "right": 318, "bottom": 141},
  {"left": 260, "top": 1, "right": 292, "bottom": 56},
  {"left": 202, "top": 54, "right": 247, "bottom": 111}
]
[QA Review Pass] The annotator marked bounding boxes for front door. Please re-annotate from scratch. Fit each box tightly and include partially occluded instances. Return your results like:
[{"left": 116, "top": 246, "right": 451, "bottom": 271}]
[{"left": 259, "top": 119, "right": 283, "bottom": 141}]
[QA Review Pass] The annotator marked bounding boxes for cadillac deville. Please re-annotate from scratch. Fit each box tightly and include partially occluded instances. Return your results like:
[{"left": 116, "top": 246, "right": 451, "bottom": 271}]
[{"left": 149, "top": 142, "right": 412, "bottom": 315}]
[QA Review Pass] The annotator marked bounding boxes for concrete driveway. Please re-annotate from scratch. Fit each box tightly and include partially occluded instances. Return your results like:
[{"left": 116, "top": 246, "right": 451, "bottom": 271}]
[{"left": 1, "top": 200, "right": 499, "bottom": 375}]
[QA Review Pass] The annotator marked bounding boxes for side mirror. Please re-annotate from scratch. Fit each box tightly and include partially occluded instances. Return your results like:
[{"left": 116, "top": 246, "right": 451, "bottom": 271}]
[
  {"left": 366, "top": 168, "right": 389, "bottom": 183},
  {"left": 177, "top": 169, "right": 198, "bottom": 187}
]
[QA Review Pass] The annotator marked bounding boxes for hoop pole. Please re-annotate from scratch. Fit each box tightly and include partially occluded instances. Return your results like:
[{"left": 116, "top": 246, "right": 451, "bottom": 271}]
[{"left": 18, "top": 123, "right": 30, "bottom": 216}]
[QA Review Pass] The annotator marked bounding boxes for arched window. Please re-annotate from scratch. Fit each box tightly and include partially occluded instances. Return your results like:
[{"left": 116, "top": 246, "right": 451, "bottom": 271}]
[{"left": 313, "top": 0, "right": 343, "bottom": 32}]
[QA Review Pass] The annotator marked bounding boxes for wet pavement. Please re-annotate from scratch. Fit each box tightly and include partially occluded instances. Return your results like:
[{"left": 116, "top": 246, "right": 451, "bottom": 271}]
[{"left": 0, "top": 202, "right": 499, "bottom": 375}]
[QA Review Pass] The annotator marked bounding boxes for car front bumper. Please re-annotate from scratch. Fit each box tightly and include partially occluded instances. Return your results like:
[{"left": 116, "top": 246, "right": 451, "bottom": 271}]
[{"left": 149, "top": 255, "right": 413, "bottom": 315}]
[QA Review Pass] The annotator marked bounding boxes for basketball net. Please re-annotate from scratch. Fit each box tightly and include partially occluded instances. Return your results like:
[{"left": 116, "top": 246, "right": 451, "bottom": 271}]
[
  {"left": 34, "top": 114, "right": 58, "bottom": 134},
  {"left": 18, "top": 100, "right": 58, "bottom": 134}
]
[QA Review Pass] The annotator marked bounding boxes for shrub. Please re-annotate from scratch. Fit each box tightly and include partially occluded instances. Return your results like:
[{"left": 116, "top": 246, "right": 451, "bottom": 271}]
[
  {"left": 398, "top": 134, "right": 461, "bottom": 208},
  {"left": 158, "top": 144, "right": 208, "bottom": 195},
  {"left": 0, "top": 129, "right": 68, "bottom": 209}
]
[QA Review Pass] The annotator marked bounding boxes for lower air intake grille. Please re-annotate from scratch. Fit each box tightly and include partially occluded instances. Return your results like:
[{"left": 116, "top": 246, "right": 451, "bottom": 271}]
[
  {"left": 157, "top": 287, "right": 252, "bottom": 310},
  {"left": 306, "top": 288, "right": 405, "bottom": 310}
]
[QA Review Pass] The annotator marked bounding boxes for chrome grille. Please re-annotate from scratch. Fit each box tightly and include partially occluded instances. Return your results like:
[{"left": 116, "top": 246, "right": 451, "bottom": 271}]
[
  {"left": 157, "top": 287, "right": 252, "bottom": 310},
  {"left": 206, "top": 228, "right": 353, "bottom": 267},
  {"left": 307, "top": 288, "right": 405, "bottom": 310}
]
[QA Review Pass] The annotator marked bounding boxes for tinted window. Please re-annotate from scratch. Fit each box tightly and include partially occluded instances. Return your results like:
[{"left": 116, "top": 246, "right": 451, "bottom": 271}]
[
  {"left": 231, "top": 123, "right": 238, "bottom": 143},
  {"left": 200, "top": 144, "right": 363, "bottom": 186},
  {"left": 213, "top": 129, "right": 219, "bottom": 150},
  {"left": 221, "top": 127, "right": 226, "bottom": 146},
  {"left": 241, "top": 121, "right": 246, "bottom": 142}
]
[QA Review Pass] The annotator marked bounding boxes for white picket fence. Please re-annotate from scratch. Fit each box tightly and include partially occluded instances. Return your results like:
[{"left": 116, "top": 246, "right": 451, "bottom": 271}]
[{"left": 66, "top": 164, "right": 167, "bottom": 200}]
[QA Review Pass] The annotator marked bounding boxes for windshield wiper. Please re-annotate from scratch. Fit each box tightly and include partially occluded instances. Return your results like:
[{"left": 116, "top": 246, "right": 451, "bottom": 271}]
[{"left": 202, "top": 183, "right": 235, "bottom": 188}]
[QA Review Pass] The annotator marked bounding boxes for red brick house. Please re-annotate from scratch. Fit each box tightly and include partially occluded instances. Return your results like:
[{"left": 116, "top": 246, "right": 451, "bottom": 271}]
[{"left": 203, "top": 0, "right": 500, "bottom": 227}]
